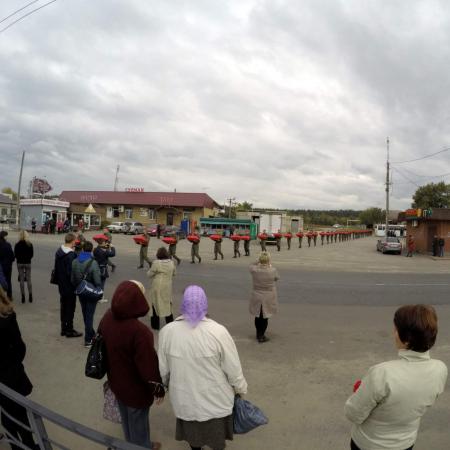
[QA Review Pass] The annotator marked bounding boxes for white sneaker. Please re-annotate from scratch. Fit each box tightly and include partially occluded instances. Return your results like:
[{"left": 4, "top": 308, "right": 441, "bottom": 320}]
[{"left": 99, "top": 298, "right": 108, "bottom": 303}]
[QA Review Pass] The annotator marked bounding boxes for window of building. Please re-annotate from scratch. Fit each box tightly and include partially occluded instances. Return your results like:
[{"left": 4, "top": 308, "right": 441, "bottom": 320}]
[
  {"left": 125, "top": 208, "right": 133, "bottom": 219},
  {"left": 90, "top": 215, "right": 101, "bottom": 226},
  {"left": 148, "top": 209, "right": 156, "bottom": 220},
  {"left": 112, "top": 206, "right": 120, "bottom": 218}
]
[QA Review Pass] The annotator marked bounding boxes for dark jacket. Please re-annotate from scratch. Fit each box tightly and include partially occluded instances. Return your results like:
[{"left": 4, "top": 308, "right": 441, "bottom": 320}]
[
  {"left": 54, "top": 246, "right": 77, "bottom": 297},
  {"left": 93, "top": 246, "right": 116, "bottom": 278},
  {"left": 0, "top": 312, "right": 33, "bottom": 399},
  {"left": 0, "top": 240, "right": 15, "bottom": 272},
  {"left": 0, "top": 265, "right": 7, "bottom": 291},
  {"left": 99, "top": 281, "right": 163, "bottom": 409},
  {"left": 71, "top": 252, "right": 102, "bottom": 288},
  {"left": 14, "top": 241, "right": 34, "bottom": 264}
]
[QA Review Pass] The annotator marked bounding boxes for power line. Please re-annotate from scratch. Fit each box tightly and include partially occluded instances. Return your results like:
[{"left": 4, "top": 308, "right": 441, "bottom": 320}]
[
  {"left": 391, "top": 147, "right": 450, "bottom": 164},
  {"left": 0, "top": 0, "right": 40, "bottom": 24},
  {"left": 391, "top": 167, "right": 420, "bottom": 188},
  {"left": 0, "top": 0, "right": 58, "bottom": 35},
  {"left": 400, "top": 167, "right": 450, "bottom": 180}
]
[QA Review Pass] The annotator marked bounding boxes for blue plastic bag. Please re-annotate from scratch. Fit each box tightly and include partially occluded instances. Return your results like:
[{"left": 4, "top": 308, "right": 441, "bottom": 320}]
[{"left": 233, "top": 396, "right": 268, "bottom": 434}]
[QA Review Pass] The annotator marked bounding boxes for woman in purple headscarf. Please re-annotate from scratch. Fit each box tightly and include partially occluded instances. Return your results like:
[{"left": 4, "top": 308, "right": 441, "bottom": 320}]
[{"left": 158, "top": 285, "right": 248, "bottom": 450}]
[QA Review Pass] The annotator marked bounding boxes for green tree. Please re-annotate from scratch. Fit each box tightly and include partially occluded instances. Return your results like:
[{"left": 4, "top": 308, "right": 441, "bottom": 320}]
[
  {"left": 236, "top": 201, "right": 253, "bottom": 211},
  {"left": 1, "top": 187, "right": 18, "bottom": 201},
  {"left": 412, "top": 182, "right": 450, "bottom": 208},
  {"left": 359, "top": 207, "right": 384, "bottom": 226}
]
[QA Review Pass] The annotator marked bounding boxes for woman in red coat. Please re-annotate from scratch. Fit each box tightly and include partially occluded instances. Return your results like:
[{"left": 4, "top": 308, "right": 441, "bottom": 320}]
[{"left": 99, "top": 280, "right": 165, "bottom": 449}]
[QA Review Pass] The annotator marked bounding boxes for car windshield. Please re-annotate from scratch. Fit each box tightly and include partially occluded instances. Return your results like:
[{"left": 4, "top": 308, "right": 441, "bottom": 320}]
[{"left": 386, "top": 237, "right": 399, "bottom": 242}]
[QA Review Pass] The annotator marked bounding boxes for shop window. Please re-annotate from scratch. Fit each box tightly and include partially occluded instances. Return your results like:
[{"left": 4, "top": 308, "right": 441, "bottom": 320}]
[
  {"left": 125, "top": 209, "right": 133, "bottom": 219},
  {"left": 112, "top": 206, "right": 120, "bottom": 218},
  {"left": 148, "top": 209, "right": 156, "bottom": 220},
  {"left": 91, "top": 215, "right": 101, "bottom": 226}
]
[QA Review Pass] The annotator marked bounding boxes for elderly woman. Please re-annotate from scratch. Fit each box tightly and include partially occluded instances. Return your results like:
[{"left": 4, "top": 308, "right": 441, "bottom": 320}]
[
  {"left": 158, "top": 285, "right": 247, "bottom": 450},
  {"left": 345, "top": 304, "right": 448, "bottom": 450},
  {"left": 249, "top": 251, "right": 279, "bottom": 343},
  {"left": 99, "top": 280, "right": 165, "bottom": 450},
  {"left": 148, "top": 247, "right": 176, "bottom": 330}
]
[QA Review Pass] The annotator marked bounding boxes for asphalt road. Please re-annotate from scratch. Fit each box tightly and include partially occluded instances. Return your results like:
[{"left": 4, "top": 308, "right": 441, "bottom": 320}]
[{"left": 2, "top": 232, "right": 450, "bottom": 450}]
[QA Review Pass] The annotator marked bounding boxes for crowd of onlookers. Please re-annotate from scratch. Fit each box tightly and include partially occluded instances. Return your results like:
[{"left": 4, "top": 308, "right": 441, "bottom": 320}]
[{"left": 0, "top": 230, "right": 448, "bottom": 450}]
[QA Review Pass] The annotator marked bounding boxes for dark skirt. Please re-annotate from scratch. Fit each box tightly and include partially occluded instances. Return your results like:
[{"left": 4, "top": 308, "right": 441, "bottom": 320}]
[{"left": 176, "top": 415, "right": 233, "bottom": 450}]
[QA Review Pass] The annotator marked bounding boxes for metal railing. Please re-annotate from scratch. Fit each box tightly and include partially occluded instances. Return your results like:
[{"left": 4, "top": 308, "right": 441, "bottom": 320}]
[{"left": 0, "top": 382, "right": 146, "bottom": 450}]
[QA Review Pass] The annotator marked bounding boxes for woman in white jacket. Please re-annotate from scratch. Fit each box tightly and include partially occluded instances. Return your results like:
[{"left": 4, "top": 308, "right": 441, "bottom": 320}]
[
  {"left": 158, "top": 285, "right": 247, "bottom": 450},
  {"left": 345, "top": 304, "right": 447, "bottom": 450}
]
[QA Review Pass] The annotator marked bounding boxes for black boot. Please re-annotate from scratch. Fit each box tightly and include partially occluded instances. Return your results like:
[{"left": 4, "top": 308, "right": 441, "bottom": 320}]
[
  {"left": 21, "top": 294, "right": 25, "bottom": 304},
  {"left": 29, "top": 294, "right": 33, "bottom": 303}
]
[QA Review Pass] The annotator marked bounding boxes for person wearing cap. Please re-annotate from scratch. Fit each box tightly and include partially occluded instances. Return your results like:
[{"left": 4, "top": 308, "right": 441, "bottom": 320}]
[
  {"left": 345, "top": 305, "right": 447, "bottom": 450},
  {"left": 0, "top": 231, "right": 15, "bottom": 299},
  {"left": 93, "top": 238, "right": 116, "bottom": 303},
  {"left": 213, "top": 236, "right": 224, "bottom": 260},
  {"left": 243, "top": 230, "right": 251, "bottom": 256},
  {"left": 249, "top": 252, "right": 279, "bottom": 343},
  {"left": 190, "top": 229, "right": 201, "bottom": 264},
  {"left": 168, "top": 235, "right": 181, "bottom": 266},
  {"left": 158, "top": 285, "right": 247, "bottom": 450},
  {"left": 99, "top": 280, "right": 165, "bottom": 450},
  {"left": 233, "top": 233, "right": 241, "bottom": 258},
  {"left": 103, "top": 228, "right": 116, "bottom": 273}
]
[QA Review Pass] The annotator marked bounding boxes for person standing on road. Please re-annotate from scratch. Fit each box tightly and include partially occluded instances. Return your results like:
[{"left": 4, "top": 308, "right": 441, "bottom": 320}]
[
  {"left": 157, "top": 224, "right": 162, "bottom": 239},
  {"left": 249, "top": 252, "right": 279, "bottom": 343},
  {"left": 243, "top": 231, "right": 251, "bottom": 256},
  {"left": 138, "top": 230, "right": 152, "bottom": 269},
  {"left": 345, "top": 304, "right": 447, "bottom": 450},
  {"left": 99, "top": 280, "right": 165, "bottom": 450},
  {"left": 438, "top": 236, "right": 445, "bottom": 257},
  {"left": 158, "top": 285, "right": 248, "bottom": 450},
  {"left": 297, "top": 231, "right": 303, "bottom": 248},
  {"left": 259, "top": 230, "right": 267, "bottom": 252},
  {"left": 31, "top": 217, "right": 37, "bottom": 234},
  {"left": 14, "top": 230, "right": 34, "bottom": 304},
  {"left": 406, "top": 235, "right": 415, "bottom": 257},
  {"left": 0, "top": 231, "right": 15, "bottom": 300},
  {"left": 0, "top": 289, "right": 39, "bottom": 450},
  {"left": 53, "top": 233, "right": 82, "bottom": 338},
  {"left": 233, "top": 235, "right": 241, "bottom": 258},
  {"left": 103, "top": 228, "right": 116, "bottom": 273},
  {"left": 71, "top": 241, "right": 102, "bottom": 348},
  {"left": 93, "top": 238, "right": 116, "bottom": 302},
  {"left": 168, "top": 236, "right": 181, "bottom": 266},
  {"left": 213, "top": 236, "right": 224, "bottom": 260},
  {"left": 190, "top": 230, "right": 201, "bottom": 264},
  {"left": 285, "top": 232, "right": 292, "bottom": 250},
  {"left": 431, "top": 235, "right": 438, "bottom": 256},
  {"left": 148, "top": 247, "right": 176, "bottom": 331},
  {"left": 275, "top": 230, "right": 282, "bottom": 252}
]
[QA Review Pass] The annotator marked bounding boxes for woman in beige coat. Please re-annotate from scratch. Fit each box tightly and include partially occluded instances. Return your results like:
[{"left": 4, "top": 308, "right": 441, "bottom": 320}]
[
  {"left": 148, "top": 247, "right": 176, "bottom": 330},
  {"left": 249, "top": 251, "right": 279, "bottom": 343}
]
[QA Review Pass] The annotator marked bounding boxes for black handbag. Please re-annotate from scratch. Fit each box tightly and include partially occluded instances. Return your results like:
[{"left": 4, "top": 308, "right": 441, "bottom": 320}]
[
  {"left": 85, "top": 333, "right": 108, "bottom": 379},
  {"left": 50, "top": 268, "right": 58, "bottom": 285}
]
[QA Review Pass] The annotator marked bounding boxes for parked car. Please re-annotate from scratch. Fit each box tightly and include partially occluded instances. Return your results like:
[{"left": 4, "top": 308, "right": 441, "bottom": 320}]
[
  {"left": 124, "top": 222, "right": 145, "bottom": 235},
  {"left": 107, "top": 222, "right": 127, "bottom": 233},
  {"left": 162, "top": 225, "right": 186, "bottom": 239},
  {"left": 147, "top": 224, "right": 159, "bottom": 236},
  {"left": 377, "top": 237, "right": 402, "bottom": 254}
]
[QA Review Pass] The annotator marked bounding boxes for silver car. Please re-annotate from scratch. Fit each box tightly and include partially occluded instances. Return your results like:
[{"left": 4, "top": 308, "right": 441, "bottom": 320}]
[
  {"left": 376, "top": 237, "right": 402, "bottom": 255},
  {"left": 107, "top": 221, "right": 127, "bottom": 233},
  {"left": 124, "top": 222, "right": 145, "bottom": 234}
]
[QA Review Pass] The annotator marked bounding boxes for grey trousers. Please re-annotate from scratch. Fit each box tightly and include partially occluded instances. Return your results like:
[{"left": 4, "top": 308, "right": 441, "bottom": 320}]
[
  {"left": 117, "top": 399, "right": 152, "bottom": 448},
  {"left": 17, "top": 264, "right": 32, "bottom": 296}
]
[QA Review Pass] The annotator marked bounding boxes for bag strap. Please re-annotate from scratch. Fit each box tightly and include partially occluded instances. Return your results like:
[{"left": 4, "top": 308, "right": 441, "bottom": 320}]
[{"left": 82, "top": 259, "right": 94, "bottom": 280}]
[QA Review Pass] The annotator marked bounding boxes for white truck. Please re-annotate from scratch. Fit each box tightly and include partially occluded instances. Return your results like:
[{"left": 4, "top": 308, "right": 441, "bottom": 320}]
[{"left": 258, "top": 213, "right": 284, "bottom": 244}]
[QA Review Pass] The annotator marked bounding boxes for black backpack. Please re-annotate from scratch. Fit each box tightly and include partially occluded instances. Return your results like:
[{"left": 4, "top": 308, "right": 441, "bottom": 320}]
[{"left": 85, "top": 333, "right": 108, "bottom": 379}]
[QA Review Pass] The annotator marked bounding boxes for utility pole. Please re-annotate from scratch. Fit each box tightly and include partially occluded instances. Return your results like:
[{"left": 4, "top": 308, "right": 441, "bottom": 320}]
[
  {"left": 16, "top": 151, "right": 25, "bottom": 229},
  {"left": 114, "top": 165, "right": 120, "bottom": 191},
  {"left": 227, "top": 197, "right": 236, "bottom": 218},
  {"left": 385, "top": 137, "right": 390, "bottom": 239}
]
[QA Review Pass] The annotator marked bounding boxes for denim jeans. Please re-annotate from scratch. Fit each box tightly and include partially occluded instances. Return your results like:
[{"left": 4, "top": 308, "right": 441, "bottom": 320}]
[
  {"left": 117, "top": 399, "right": 152, "bottom": 448},
  {"left": 78, "top": 294, "right": 98, "bottom": 344}
]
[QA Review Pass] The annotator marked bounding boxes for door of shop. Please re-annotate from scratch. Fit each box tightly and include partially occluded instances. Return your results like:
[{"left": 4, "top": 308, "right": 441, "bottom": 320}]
[
  {"left": 427, "top": 225, "right": 438, "bottom": 253},
  {"left": 166, "top": 212, "right": 174, "bottom": 225}
]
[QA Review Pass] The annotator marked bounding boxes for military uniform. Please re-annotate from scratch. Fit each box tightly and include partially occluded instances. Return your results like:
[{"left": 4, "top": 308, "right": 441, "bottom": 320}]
[
  {"left": 275, "top": 235, "right": 281, "bottom": 252},
  {"left": 285, "top": 233, "right": 292, "bottom": 250},
  {"left": 214, "top": 239, "right": 224, "bottom": 260},
  {"left": 169, "top": 241, "right": 181, "bottom": 265},
  {"left": 233, "top": 238, "right": 241, "bottom": 258},
  {"left": 244, "top": 238, "right": 250, "bottom": 256},
  {"left": 191, "top": 233, "right": 201, "bottom": 263}
]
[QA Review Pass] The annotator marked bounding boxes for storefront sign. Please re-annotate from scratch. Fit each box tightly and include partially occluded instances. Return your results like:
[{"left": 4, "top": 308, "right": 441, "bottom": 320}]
[
  {"left": 404, "top": 208, "right": 432, "bottom": 219},
  {"left": 21, "top": 198, "right": 69, "bottom": 208},
  {"left": 125, "top": 188, "right": 144, "bottom": 193}
]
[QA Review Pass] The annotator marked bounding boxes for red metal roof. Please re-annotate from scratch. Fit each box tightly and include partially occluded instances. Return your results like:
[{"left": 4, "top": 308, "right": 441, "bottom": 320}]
[{"left": 59, "top": 191, "right": 220, "bottom": 209}]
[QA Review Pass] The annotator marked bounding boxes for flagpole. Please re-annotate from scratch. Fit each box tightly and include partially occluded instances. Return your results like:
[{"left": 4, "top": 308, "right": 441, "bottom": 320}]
[{"left": 16, "top": 151, "right": 25, "bottom": 229}]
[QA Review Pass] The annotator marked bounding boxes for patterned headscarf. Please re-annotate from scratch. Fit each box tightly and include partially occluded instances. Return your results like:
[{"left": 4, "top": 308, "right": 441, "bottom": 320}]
[{"left": 180, "top": 285, "right": 208, "bottom": 327}]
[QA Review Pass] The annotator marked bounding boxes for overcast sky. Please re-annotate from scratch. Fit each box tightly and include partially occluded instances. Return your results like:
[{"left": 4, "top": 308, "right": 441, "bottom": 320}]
[{"left": 1, "top": 0, "right": 450, "bottom": 210}]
